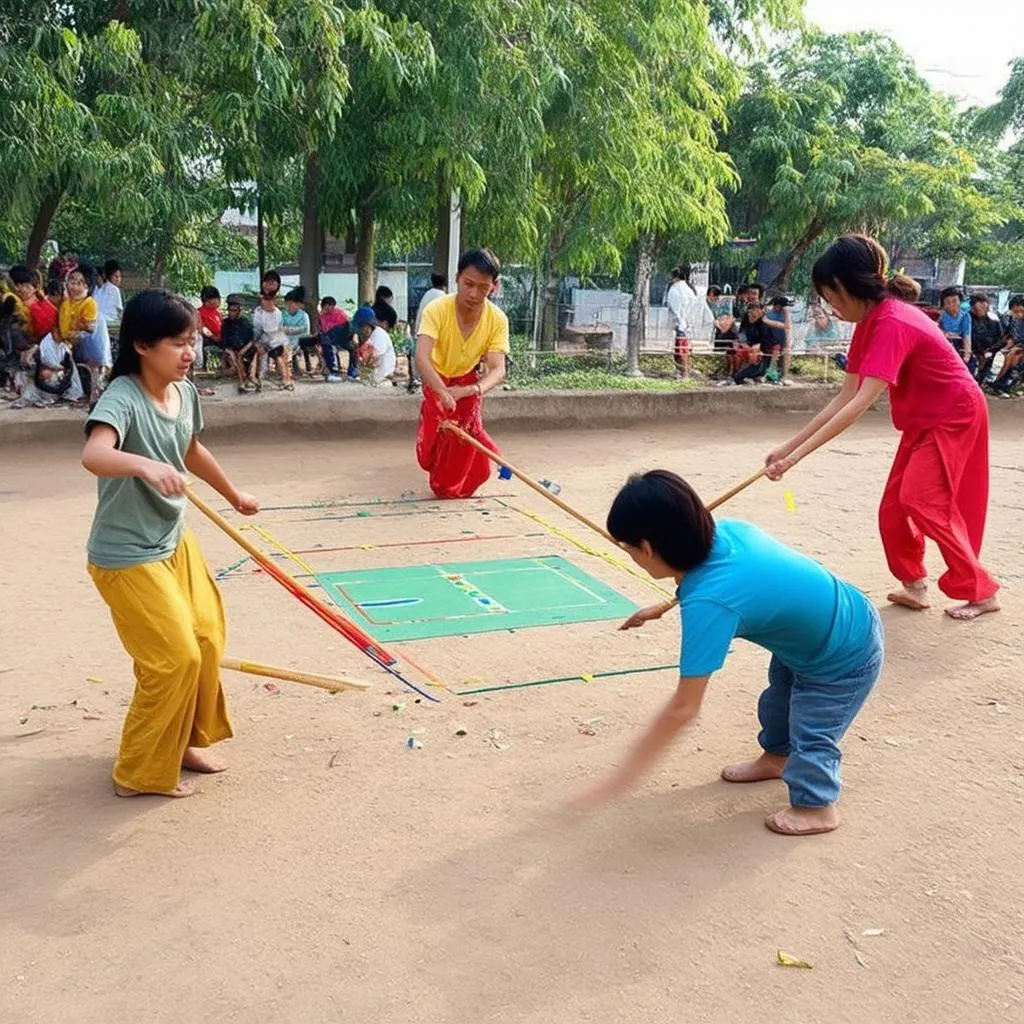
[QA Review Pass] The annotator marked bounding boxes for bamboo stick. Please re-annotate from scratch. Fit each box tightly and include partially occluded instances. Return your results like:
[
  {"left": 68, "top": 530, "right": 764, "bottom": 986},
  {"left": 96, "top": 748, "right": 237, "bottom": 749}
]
[
  {"left": 221, "top": 656, "right": 370, "bottom": 693},
  {"left": 438, "top": 422, "right": 614, "bottom": 541}
]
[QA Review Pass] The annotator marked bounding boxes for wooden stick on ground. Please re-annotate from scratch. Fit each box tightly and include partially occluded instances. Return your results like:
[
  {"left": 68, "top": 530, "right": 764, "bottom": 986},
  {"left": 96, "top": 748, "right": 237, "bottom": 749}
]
[
  {"left": 221, "top": 657, "right": 370, "bottom": 694},
  {"left": 438, "top": 422, "right": 614, "bottom": 542}
]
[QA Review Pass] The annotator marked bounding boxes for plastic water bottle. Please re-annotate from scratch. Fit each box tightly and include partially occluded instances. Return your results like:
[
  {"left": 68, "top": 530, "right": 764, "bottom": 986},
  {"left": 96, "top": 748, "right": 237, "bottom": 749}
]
[{"left": 538, "top": 478, "right": 562, "bottom": 496}]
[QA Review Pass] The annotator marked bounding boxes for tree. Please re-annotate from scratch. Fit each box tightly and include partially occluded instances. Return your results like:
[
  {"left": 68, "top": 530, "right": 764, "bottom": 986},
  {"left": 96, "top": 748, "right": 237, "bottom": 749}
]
[{"left": 726, "top": 31, "right": 1005, "bottom": 290}]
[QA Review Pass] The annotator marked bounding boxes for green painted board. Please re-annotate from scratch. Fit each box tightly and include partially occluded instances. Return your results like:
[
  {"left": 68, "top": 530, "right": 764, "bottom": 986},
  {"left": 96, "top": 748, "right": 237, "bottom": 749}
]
[{"left": 316, "top": 556, "right": 638, "bottom": 641}]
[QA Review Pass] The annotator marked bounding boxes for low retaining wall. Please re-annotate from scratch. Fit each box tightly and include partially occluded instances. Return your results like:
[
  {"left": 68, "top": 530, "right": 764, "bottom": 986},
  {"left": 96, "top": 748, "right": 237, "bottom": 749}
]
[{"left": 0, "top": 385, "right": 841, "bottom": 446}]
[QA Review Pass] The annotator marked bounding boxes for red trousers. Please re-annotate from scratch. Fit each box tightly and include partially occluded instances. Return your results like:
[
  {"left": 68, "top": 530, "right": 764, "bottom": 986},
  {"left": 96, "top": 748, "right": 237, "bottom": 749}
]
[
  {"left": 878, "top": 395, "right": 998, "bottom": 601},
  {"left": 416, "top": 371, "right": 498, "bottom": 499}
]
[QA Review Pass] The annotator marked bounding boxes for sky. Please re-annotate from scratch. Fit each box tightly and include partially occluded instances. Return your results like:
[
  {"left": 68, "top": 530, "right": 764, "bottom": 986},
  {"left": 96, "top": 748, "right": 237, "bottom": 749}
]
[{"left": 804, "top": 0, "right": 1023, "bottom": 109}]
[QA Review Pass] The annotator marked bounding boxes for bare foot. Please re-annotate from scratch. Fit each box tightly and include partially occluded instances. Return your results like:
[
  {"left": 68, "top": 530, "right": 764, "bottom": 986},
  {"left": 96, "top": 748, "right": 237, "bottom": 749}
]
[
  {"left": 181, "top": 747, "right": 228, "bottom": 774},
  {"left": 114, "top": 780, "right": 194, "bottom": 799},
  {"left": 945, "top": 597, "right": 1001, "bottom": 621},
  {"left": 721, "top": 752, "right": 786, "bottom": 783},
  {"left": 887, "top": 581, "right": 930, "bottom": 610},
  {"left": 765, "top": 805, "right": 839, "bottom": 836}
]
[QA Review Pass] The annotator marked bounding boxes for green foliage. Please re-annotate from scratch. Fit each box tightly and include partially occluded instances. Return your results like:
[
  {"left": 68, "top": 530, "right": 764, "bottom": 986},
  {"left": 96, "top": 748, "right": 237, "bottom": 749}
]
[{"left": 726, "top": 30, "right": 1007, "bottom": 285}]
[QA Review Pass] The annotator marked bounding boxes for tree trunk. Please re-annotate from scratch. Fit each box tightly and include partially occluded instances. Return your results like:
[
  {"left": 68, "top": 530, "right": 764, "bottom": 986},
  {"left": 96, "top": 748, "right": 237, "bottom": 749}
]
[
  {"left": 299, "top": 152, "right": 321, "bottom": 327},
  {"left": 433, "top": 168, "right": 450, "bottom": 277},
  {"left": 151, "top": 230, "right": 173, "bottom": 287},
  {"left": 26, "top": 191, "right": 62, "bottom": 271},
  {"left": 356, "top": 199, "right": 376, "bottom": 305},
  {"left": 769, "top": 218, "right": 827, "bottom": 291},
  {"left": 539, "top": 268, "right": 562, "bottom": 351},
  {"left": 626, "top": 232, "right": 658, "bottom": 377},
  {"left": 256, "top": 189, "right": 266, "bottom": 283}
]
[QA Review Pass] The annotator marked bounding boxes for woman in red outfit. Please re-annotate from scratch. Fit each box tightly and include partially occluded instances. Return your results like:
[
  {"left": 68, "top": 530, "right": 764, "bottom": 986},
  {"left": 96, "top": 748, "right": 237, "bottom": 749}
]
[{"left": 765, "top": 235, "right": 999, "bottom": 621}]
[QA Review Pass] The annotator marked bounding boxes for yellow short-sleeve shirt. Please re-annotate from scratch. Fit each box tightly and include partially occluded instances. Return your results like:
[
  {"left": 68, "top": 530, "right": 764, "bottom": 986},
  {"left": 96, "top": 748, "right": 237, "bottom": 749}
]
[
  {"left": 59, "top": 296, "right": 99, "bottom": 340},
  {"left": 418, "top": 294, "right": 509, "bottom": 378}
]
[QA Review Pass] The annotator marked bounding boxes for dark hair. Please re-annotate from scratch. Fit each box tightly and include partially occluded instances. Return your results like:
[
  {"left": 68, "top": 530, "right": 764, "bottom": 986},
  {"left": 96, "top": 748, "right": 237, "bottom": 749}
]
[
  {"left": 261, "top": 269, "right": 281, "bottom": 286},
  {"left": 939, "top": 286, "right": 962, "bottom": 303},
  {"left": 285, "top": 285, "right": 306, "bottom": 304},
  {"left": 9, "top": 265, "right": 34, "bottom": 287},
  {"left": 1010, "top": 294, "right": 1024, "bottom": 310},
  {"left": 670, "top": 264, "right": 692, "bottom": 283},
  {"left": 968, "top": 293, "right": 989, "bottom": 307},
  {"left": 103, "top": 260, "right": 120, "bottom": 279},
  {"left": 770, "top": 295, "right": 791, "bottom": 308},
  {"left": 706, "top": 285, "right": 722, "bottom": 298},
  {"left": 76, "top": 262, "right": 98, "bottom": 294},
  {"left": 321, "top": 295, "right": 336, "bottom": 307},
  {"left": 44, "top": 278, "right": 62, "bottom": 299},
  {"left": 430, "top": 273, "right": 447, "bottom": 289},
  {"left": 200, "top": 285, "right": 221, "bottom": 302},
  {"left": 226, "top": 293, "right": 243, "bottom": 307},
  {"left": 607, "top": 470, "right": 715, "bottom": 572},
  {"left": 457, "top": 247, "right": 501, "bottom": 280},
  {"left": 812, "top": 234, "right": 920, "bottom": 304},
  {"left": 750, "top": 282, "right": 765, "bottom": 298},
  {"left": 110, "top": 289, "right": 196, "bottom": 381},
  {"left": 374, "top": 285, "right": 393, "bottom": 301}
]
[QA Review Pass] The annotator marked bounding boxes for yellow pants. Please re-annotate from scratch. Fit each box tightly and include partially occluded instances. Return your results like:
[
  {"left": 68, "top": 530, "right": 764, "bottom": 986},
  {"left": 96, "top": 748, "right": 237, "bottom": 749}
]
[{"left": 88, "top": 531, "right": 232, "bottom": 792}]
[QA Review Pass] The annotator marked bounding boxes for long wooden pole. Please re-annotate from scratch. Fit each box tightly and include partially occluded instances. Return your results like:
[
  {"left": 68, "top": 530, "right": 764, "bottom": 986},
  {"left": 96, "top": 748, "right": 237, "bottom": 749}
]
[
  {"left": 438, "top": 422, "right": 614, "bottom": 542},
  {"left": 706, "top": 467, "right": 766, "bottom": 511},
  {"left": 221, "top": 657, "right": 370, "bottom": 694},
  {"left": 439, "top": 420, "right": 766, "bottom": 532},
  {"left": 186, "top": 488, "right": 393, "bottom": 665}
]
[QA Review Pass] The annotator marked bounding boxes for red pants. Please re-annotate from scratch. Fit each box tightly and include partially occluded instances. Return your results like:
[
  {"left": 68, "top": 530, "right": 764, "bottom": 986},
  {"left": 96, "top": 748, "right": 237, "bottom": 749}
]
[
  {"left": 416, "top": 371, "right": 498, "bottom": 499},
  {"left": 878, "top": 396, "right": 998, "bottom": 601}
]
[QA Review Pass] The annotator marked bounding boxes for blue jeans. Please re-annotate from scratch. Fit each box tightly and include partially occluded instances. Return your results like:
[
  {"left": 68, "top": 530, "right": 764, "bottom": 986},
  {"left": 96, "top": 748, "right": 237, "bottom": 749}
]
[
  {"left": 757, "top": 610, "right": 883, "bottom": 807},
  {"left": 321, "top": 325, "right": 358, "bottom": 377}
]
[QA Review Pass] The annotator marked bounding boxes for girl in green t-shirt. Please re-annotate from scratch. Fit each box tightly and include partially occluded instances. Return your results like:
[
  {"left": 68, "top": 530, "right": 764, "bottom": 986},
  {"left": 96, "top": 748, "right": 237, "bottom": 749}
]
[{"left": 82, "top": 289, "right": 260, "bottom": 799}]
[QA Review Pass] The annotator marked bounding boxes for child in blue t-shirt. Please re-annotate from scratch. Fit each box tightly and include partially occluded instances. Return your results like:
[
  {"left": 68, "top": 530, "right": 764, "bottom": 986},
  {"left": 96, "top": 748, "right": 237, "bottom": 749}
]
[
  {"left": 938, "top": 287, "right": 971, "bottom": 363},
  {"left": 574, "top": 470, "right": 883, "bottom": 837}
]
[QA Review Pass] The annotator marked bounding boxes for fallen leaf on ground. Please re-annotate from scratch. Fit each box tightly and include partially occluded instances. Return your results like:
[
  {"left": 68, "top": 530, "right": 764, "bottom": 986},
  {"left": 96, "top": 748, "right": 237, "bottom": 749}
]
[{"left": 776, "top": 950, "right": 813, "bottom": 969}]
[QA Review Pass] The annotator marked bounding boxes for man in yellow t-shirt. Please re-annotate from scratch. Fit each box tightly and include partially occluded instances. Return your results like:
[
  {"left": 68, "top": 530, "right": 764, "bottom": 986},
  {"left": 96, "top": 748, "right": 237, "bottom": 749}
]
[{"left": 414, "top": 248, "right": 509, "bottom": 498}]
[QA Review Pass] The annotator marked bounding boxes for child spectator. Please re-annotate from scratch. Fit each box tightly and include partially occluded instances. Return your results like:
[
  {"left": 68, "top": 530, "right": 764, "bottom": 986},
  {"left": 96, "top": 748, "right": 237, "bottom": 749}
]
[
  {"left": 94, "top": 260, "right": 124, "bottom": 325},
  {"left": 253, "top": 288, "right": 293, "bottom": 390},
  {"left": 732, "top": 301, "right": 773, "bottom": 385},
  {"left": 353, "top": 305, "right": 397, "bottom": 385},
  {"left": 260, "top": 269, "right": 282, "bottom": 302},
  {"left": 58, "top": 269, "right": 111, "bottom": 402},
  {"left": 282, "top": 286, "right": 318, "bottom": 376},
  {"left": 373, "top": 285, "right": 398, "bottom": 331},
  {"left": 666, "top": 264, "right": 698, "bottom": 379},
  {"left": 8, "top": 265, "right": 58, "bottom": 342},
  {"left": 318, "top": 296, "right": 354, "bottom": 382},
  {"left": 410, "top": 274, "right": 447, "bottom": 393},
  {"left": 762, "top": 296, "right": 792, "bottom": 384},
  {"left": 712, "top": 312, "right": 740, "bottom": 379},
  {"left": 221, "top": 295, "right": 257, "bottom": 392},
  {"left": 197, "top": 286, "right": 223, "bottom": 366},
  {"left": 968, "top": 294, "right": 1004, "bottom": 382},
  {"left": 938, "top": 287, "right": 971, "bottom": 363},
  {"left": 989, "top": 295, "right": 1024, "bottom": 396},
  {"left": 804, "top": 304, "right": 840, "bottom": 351}
]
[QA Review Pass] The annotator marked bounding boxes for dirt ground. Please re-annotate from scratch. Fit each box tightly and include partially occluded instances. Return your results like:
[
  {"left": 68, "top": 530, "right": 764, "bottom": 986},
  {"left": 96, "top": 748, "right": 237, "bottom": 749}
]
[{"left": 2, "top": 410, "right": 1022, "bottom": 1024}]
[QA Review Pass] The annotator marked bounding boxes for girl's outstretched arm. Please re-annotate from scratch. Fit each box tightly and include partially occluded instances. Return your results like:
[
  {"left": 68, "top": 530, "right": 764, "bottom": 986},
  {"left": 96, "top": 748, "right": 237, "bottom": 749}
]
[
  {"left": 185, "top": 438, "right": 259, "bottom": 514},
  {"left": 765, "top": 371, "right": 861, "bottom": 466},
  {"left": 570, "top": 674, "right": 710, "bottom": 810},
  {"left": 766, "top": 376, "right": 888, "bottom": 480}
]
